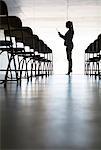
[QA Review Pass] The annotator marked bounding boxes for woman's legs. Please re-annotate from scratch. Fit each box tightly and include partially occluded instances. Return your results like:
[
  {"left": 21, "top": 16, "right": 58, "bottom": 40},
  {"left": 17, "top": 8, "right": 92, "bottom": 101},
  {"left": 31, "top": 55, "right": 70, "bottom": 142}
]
[
  {"left": 66, "top": 48, "right": 72, "bottom": 74},
  {"left": 68, "top": 58, "right": 72, "bottom": 72}
]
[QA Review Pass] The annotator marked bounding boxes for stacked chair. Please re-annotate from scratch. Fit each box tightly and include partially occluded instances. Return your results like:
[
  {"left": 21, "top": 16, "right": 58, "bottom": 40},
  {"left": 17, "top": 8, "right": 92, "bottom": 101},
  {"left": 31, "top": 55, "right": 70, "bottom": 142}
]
[
  {"left": 85, "top": 34, "right": 101, "bottom": 79},
  {"left": 0, "top": 0, "right": 53, "bottom": 87}
]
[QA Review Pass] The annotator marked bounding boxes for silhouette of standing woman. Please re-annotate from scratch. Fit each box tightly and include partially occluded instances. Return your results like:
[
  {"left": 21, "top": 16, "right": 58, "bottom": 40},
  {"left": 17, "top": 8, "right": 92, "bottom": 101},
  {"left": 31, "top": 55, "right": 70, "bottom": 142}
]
[{"left": 58, "top": 21, "right": 74, "bottom": 75}]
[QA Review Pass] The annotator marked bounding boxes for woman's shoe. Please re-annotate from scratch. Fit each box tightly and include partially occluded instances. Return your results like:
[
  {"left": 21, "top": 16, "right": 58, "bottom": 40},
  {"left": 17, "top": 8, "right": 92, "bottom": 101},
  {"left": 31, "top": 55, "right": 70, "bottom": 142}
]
[{"left": 66, "top": 71, "right": 70, "bottom": 75}]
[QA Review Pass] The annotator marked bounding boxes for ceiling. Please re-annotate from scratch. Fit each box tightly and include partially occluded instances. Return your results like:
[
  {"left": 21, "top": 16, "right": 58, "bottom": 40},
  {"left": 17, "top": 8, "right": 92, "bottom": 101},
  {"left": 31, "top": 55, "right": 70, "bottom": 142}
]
[
  {"left": 3, "top": 0, "right": 101, "bottom": 34},
  {"left": 4, "top": 0, "right": 101, "bottom": 21}
]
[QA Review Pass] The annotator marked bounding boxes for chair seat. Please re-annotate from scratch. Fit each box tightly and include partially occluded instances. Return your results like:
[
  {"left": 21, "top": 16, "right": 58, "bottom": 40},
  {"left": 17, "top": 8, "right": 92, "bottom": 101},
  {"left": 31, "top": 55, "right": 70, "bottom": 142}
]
[
  {"left": 17, "top": 52, "right": 40, "bottom": 60},
  {"left": 0, "top": 40, "right": 12, "bottom": 46},
  {"left": 97, "top": 54, "right": 101, "bottom": 58},
  {"left": 39, "top": 58, "right": 51, "bottom": 62},
  {"left": 0, "top": 47, "right": 24, "bottom": 52},
  {"left": 89, "top": 57, "right": 100, "bottom": 62},
  {"left": 46, "top": 60, "right": 52, "bottom": 62},
  {"left": 16, "top": 52, "right": 35, "bottom": 56}
]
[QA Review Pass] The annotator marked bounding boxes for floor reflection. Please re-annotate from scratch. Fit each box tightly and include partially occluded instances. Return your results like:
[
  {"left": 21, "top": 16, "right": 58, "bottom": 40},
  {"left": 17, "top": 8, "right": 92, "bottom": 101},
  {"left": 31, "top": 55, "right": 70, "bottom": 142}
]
[{"left": 0, "top": 75, "right": 101, "bottom": 149}]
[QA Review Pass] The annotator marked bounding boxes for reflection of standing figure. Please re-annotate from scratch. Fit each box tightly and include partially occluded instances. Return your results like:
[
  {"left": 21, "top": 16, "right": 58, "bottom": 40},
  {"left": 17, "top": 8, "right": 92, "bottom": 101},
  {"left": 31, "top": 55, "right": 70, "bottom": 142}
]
[{"left": 58, "top": 21, "right": 74, "bottom": 75}]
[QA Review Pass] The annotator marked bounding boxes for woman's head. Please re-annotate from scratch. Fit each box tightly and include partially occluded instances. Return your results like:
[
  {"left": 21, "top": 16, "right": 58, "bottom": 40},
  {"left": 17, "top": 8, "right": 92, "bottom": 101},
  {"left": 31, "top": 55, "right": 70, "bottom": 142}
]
[{"left": 66, "top": 21, "right": 73, "bottom": 28}]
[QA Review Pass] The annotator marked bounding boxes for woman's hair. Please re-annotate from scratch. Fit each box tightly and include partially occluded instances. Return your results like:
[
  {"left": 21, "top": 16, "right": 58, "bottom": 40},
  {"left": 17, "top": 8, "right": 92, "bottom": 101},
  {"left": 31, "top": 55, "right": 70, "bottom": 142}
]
[{"left": 66, "top": 21, "right": 73, "bottom": 28}]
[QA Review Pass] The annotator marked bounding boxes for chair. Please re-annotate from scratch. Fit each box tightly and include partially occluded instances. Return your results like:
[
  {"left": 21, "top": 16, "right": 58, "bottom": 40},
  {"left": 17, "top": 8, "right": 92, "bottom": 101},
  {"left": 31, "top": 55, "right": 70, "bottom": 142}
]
[
  {"left": 97, "top": 34, "right": 101, "bottom": 78},
  {"left": 85, "top": 35, "right": 101, "bottom": 78},
  {"left": 0, "top": 16, "right": 23, "bottom": 86},
  {"left": 46, "top": 46, "right": 53, "bottom": 75},
  {"left": 7, "top": 27, "right": 43, "bottom": 80},
  {"left": 38, "top": 39, "right": 53, "bottom": 76},
  {"left": 14, "top": 27, "right": 37, "bottom": 80},
  {"left": 21, "top": 33, "right": 45, "bottom": 78},
  {"left": 0, "top": 0, "right": 12, "bottom": 50},
  {"left": 0, "top": 1, "right": 8, "bottom": 16},
  {"left": 0, "top": 0, "right": 53, "bottom": 86}
]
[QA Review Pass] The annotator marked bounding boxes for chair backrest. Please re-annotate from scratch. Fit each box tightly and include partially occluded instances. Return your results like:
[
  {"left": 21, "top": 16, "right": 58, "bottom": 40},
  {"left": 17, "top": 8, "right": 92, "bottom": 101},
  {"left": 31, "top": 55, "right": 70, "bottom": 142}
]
[
  {"left": 85, "top": 39, "right": 100, "bottom": 54},
  {"left": 15, "top": 27, "right": 33, "bottom": 47},
  {"left": 21, "top": 27, "right": 33, "bottom": 45},
  {"left": 44, "top": 44, "right": 52, "bottom": 54},
  {"left": 0, "top": 1, "right": 11, "bottom": 42},
  {"left": 0, "top": 16, "right": 22, "bottom": 30},
  {"left": 47, "top": 46, "right": 52, "bottom": 54},
  {"left": 33, "top": 34, "right": 39, "bottom": 51},
  {"left": 91, "top": 43, "right": 95, "bottom": 53},
  {"left": 0, "top": 0, "right": 8, "bottom": 16},
  {"left": 0, "top": 16, "right": 22, "bottom": 46},
  {"left": 93, "top": 39, "right": 100, "bottom": 53},
  {"left": 85, "top": 44, "right": 93, "bottom": 53},
  {"left": 98, "top": 34, "right": 101, "bottom": 50},
  {"left": 44, "top": 44, "right": 48, "bottom": 54},
  {"left": 7, "top": 27, "right": 33, "bottom": 47},
  {"left": 39, "top": 39, "right": 45, "bottom": 53}
]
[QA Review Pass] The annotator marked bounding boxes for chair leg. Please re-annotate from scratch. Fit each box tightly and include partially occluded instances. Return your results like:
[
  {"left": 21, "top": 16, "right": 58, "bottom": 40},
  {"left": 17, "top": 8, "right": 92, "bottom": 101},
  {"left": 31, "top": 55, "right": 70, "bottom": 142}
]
[
  {"left": 35, "top": 62, "right": 37, "bottom": 77},
  {"left": 31, "top": 63, "right": 33, "bottom": 81},
  {"left": 4, "top": 54, "right": 13, "bottom": 87},
  {"left": 12, "top": 54, "right": 18, "bottom": 80}
]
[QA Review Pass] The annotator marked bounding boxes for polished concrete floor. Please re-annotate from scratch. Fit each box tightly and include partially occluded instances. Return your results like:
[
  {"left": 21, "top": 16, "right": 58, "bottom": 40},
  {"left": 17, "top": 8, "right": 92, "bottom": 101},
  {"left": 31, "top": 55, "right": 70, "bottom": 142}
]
[{"left": 0, "top": 75, "right": 101, "bottom": 150}]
